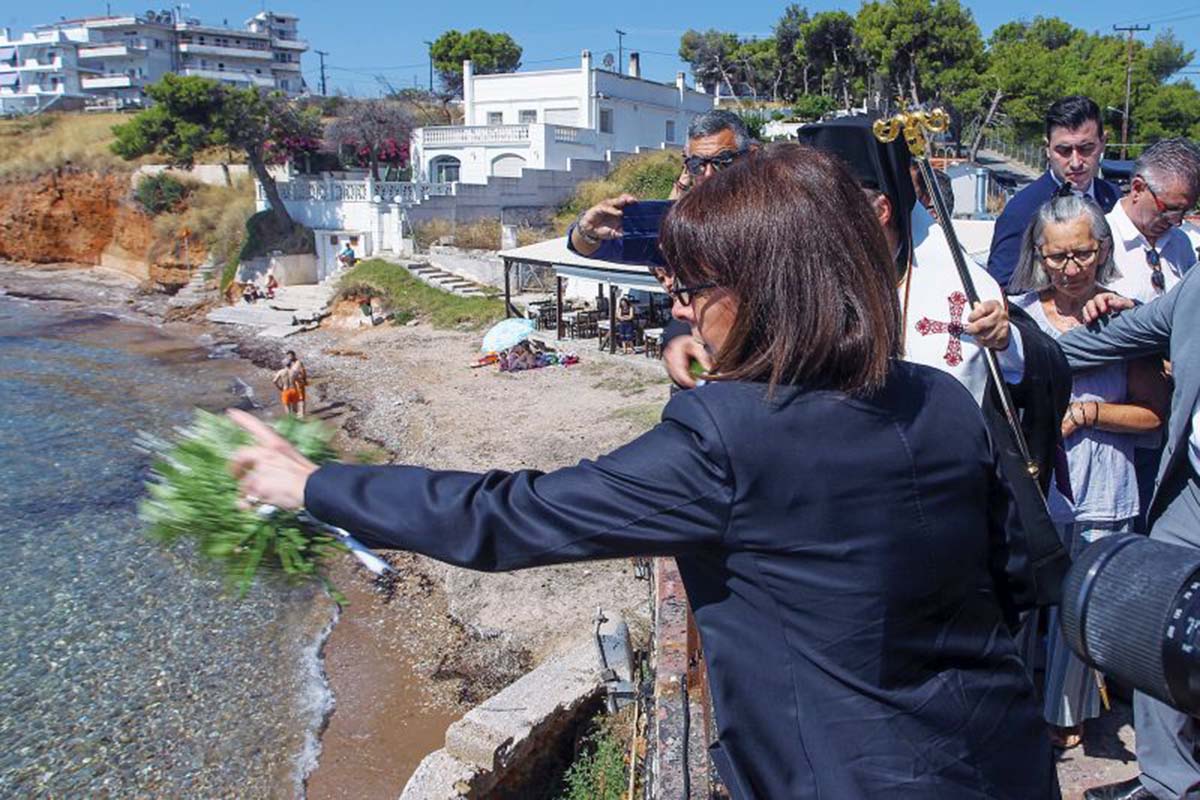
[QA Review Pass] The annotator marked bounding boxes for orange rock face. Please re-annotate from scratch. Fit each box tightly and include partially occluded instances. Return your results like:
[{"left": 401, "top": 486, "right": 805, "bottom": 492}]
[{"left": 0, "top": 170, "right": 206, "bottom": 287}]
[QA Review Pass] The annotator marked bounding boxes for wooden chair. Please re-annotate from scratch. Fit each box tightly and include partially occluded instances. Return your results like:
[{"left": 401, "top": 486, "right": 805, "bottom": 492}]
[
  {"left": 536, "top": 304, "right": 557, "bottom": 331},
  {"left": 570, "top": 310, "right": 600, "bottom": 339},
  {"left": 642, "top": 327, "right": 664, "bottom": 359}
]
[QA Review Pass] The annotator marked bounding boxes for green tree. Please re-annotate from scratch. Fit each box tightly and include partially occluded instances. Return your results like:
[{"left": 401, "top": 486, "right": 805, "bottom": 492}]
[
  {"left": 429, "top": 29, "right": 522, "bottom": 97},
  {"left": 855, "top": 0, "right": 985, "bottom": 106},
  {"left": 112, "top": 74, "right": 319, "bottom": 229},
  {"left": 802, "top": 11, "right": 859, "bottom": 107},
  {"left": 679, "top": 29, "right": 742, "bottom": 98},
  {"left": 733, "top": 37, "right": 784, "bottom": 101},
  {"left": 773, "top": 4, "right": 811, "bottom": 100},
  {"left": 326, "top": 99, "right": 414, "bottom": 180}
]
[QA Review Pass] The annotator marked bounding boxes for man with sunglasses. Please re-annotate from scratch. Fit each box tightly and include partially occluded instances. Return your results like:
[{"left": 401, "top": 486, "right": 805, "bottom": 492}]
[
  {"left": 988, "top": 96, "right": 1121, "bottom": 289},
  {"left": 1105, "top": 139, "right": 1200, "bottom": 304},
  {"left": 567, "top": 109, "right": 752, "bottom": 263}
]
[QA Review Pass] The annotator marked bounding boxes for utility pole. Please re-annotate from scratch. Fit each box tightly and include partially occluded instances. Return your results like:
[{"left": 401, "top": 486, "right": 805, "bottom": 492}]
[
  {"left": 424, "top": 41, "right": 433, "bottom": 93},
  {"left": 315, "top": 50, "right": 328, "bottom": 96},
  {"left": 1113, "top": 24, "right": 1150, "bottom": 160},
  {"left": 616, "top": 29, "right": 626, "bottom": 71}
]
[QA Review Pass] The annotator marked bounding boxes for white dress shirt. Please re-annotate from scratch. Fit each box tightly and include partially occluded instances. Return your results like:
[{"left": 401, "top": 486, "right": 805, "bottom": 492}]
[{"left": 1105, "top": 200, "right": 1197, "bottom": 304}]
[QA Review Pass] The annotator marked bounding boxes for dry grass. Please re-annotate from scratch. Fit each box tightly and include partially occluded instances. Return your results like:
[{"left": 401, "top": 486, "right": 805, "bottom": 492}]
[
  {"left": 553, "top": 149, "right": 682, "bottom": 232},
  {"left": 0, "top": 112, "right": 145, "bottom": 181},
  {"left": 151, "top": 177, "right": 256, "bottom": 270},
  {"left": 413, "top": 217, "right": 552, "bottom": 251}
]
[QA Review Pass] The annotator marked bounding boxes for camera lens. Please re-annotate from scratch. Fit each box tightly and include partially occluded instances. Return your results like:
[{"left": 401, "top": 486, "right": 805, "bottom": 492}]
[{"left": 1062, "top": 534, "right": 1200, "bottom": 714}]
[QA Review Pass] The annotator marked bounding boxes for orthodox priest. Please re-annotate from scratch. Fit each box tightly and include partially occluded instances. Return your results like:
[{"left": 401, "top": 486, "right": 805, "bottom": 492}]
[{"left": 798, "top": 117, "right": 1072, "bottom": 613}]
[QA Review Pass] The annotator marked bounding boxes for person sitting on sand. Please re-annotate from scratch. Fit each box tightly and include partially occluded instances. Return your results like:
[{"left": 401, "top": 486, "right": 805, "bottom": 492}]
[{"left": 265, "top": 271, "right": 279, "bottom": 300}]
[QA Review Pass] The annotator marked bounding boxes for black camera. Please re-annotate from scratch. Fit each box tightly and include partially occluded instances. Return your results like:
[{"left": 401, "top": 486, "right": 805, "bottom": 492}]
[{"left": 1062, "top": 533, "right": 1200, "bottom": 715}]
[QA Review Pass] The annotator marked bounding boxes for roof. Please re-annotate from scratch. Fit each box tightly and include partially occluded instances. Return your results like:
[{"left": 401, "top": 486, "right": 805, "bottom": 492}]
[{"left": 498, "top": 236, "right": 666, "bottom": 292}]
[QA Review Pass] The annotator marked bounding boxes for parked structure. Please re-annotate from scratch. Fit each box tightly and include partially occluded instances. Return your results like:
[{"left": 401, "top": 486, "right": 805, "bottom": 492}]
[
  {"left": 0, "top": 10, "right": 306, "bottom": 115},
  {"left": 411, "top": 51, "right": 713, "bottom": 185}
]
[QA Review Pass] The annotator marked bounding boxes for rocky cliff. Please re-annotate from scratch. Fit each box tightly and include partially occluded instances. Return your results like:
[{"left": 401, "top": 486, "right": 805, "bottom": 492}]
[{"left": 0, "top": 170, "right": 202, "bottom": 287}]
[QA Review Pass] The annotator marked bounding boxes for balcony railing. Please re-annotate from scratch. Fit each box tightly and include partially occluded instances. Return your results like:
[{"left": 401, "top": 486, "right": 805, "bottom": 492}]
[
  {"left": 262, "top": 179, "right": 456, "bottom": 204},
  {"left": 81, "top": 74, "right": 136, "bottom": 89},
  {"left": 423, "top": 125, "right": 530, "bottom": 147}
]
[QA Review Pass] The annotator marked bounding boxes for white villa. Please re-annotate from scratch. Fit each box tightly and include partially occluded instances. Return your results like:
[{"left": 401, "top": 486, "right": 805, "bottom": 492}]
[
  {"left": 0, "top": 10, "right": 306, "bottom": 115},
  {"left": 410, "top": 51, "right": 714, "bottom": 185}
]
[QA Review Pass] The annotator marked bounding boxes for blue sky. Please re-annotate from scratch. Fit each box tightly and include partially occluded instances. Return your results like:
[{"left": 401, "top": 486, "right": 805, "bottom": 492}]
[{"left": 5, "top": 1, "right": 1198, "bottom": 95}]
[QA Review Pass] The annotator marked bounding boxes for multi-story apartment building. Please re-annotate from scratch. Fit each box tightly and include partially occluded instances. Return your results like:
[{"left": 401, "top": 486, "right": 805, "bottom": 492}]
[{"left": 0, "top": 10, "right": 306, "bottom": 115}]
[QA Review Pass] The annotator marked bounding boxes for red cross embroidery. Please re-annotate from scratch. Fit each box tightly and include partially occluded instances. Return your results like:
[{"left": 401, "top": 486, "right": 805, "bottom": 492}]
[{"left": 915, "top": 291, "right": 968, "bottom": 367}]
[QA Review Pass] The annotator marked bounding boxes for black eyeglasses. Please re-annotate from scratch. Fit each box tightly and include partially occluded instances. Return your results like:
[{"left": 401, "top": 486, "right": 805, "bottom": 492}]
[
  {"left": 1146, "top": 247, "right": 1166, "bottom": 292},
  {"left": 1040, "top": 247, "right": 1100, "bottom": 271},
  {"left": 667, "top": 282, "right": 718, "bottom": 306},
  {"left": 683, "top": 149, "right": 744, "bottom": 176}
]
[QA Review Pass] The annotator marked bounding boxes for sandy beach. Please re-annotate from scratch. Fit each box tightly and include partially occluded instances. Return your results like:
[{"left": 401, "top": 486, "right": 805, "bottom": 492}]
[{"left": 0, "top": 260, "right": 1142, "bottom": 799}]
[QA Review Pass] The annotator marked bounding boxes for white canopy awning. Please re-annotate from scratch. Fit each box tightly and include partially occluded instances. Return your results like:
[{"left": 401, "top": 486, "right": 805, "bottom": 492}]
[{"left": 498, "top": 236, "right": 666, "bottom": 293}]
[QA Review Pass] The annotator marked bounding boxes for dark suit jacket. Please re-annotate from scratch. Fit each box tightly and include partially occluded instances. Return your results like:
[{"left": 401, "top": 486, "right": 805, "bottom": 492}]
[
  {"left": 987, "top": 172, "right": 1121, "bottom": 289},
  {"left": 306, "top": 363, "right": 1055, "bottom": 799}
]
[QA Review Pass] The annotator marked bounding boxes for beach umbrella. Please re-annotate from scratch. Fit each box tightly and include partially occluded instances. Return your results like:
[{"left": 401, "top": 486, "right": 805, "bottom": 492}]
[{"left": 481, "top": 318, "right": 535, "bottom": 354}]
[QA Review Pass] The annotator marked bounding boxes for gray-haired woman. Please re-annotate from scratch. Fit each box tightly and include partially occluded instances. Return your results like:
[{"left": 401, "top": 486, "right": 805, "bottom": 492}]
[{"left": 1009, "top": 194, "right": 1170, "bottom": 749}]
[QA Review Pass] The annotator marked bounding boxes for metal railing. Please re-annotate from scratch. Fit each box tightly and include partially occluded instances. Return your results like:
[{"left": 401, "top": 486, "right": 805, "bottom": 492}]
[
  {"left": 262, "top": 179, "right": 457, "bottom": 204},
  {"left": 978, "top": 134, "right": 1046, "bottom": 173}
]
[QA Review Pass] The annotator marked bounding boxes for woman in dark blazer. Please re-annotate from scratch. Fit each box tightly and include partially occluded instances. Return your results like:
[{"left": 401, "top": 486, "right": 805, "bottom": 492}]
[{"left": 230, "top": 144, "right": 1056, "bottom": 799}]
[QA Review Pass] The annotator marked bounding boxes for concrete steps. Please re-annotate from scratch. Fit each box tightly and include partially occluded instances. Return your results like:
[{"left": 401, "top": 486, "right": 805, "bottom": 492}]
[
  {"left": 168, "top": 262, "right": 216, "bottom": 308},
  {"left": 401, "top": 260, "right": 488, "bottom": 297},
  {"left": 206, "top": 280, "right": 339, "bottom": 337}
]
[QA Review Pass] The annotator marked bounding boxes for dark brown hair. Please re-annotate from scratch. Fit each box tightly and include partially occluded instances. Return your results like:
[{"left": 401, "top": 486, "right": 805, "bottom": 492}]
[{"left": 658, "top": 142, "right": 901, "bottom": 393}]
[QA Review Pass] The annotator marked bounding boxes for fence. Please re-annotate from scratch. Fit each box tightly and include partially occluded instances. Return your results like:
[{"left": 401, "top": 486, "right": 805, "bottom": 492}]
[
  {"left": 261, "top": 179, "right": 456, "bottom": 205},
  {"left": 978, "top": 134, "right": 1046, "bottom": 173}
]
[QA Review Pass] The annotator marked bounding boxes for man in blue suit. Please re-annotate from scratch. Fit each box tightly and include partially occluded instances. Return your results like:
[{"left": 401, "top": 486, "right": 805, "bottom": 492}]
[
  {"left": 988, "top": 96, "right": 1122, "bottom": 289},
  {"left": 1058, "top": 277, "right": 1200, "bottom": 800}
]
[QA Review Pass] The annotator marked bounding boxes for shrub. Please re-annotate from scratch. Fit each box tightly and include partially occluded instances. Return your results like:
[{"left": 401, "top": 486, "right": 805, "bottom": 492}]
[
  {"left": 135, "top": 173, "right": 191, "bottom": 214},
  {"left": 337, "top": 259, "right": 503, "bottom": 329},
  {"left": 148, "top": 177, "right": 256, "bottom": 288},
  {"left": 413, "top": 218, "right": 551, "bottom": 251},
  {"left": 791, "top": 94, "right": 837, "bottom": 122},
  {"left": 556, "top": 722, "right": 628, "bottom": 800}
]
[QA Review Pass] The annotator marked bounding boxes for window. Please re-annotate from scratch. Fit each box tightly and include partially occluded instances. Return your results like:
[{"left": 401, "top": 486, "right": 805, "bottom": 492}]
[
  {"left": 599, "top": 108, "right": 613, "bottom": 134},
  {"left": 431, "top": 156, "right": 461, "bottom": 183},
  {"left": 665, "top": 120, "right": 676, "bottom": 143},
  {"left": 518, "top": 109, "right": 537, "bottom": 124},
  {"left": 280, "top": 79, "right": 289, "bottom": 90},
  {"left": 330, "top": 235, "right": 339, "bottom": 246},
  {"left": 487, "top": 111, "right": 503, "bottom": 125}
]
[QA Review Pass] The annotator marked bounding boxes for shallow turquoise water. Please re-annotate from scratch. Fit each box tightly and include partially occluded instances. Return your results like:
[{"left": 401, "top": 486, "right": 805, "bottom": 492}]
[{"left": 0, "top": 299, "right": 333, "bottom": 797}]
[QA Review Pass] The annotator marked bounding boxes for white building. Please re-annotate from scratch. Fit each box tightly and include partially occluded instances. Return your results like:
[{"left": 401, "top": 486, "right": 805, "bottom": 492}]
[
  {"left": 0, "top": 10, "right": 306, "bottom": 115},
  {"left": 411, "top": 51, "right": 714, "bottom": 185}
]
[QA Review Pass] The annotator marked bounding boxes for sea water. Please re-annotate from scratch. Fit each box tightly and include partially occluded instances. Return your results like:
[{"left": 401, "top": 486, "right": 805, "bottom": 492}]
[{"left": 0, "top": 298, "right": 333, "bottom": 797}]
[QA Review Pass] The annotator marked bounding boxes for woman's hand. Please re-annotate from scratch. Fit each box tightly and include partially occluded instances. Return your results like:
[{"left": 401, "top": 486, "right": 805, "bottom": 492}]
[
  {"left": 663, "top": 335, "right": 713, "bottom": 389},
  {"left": 227, "top": 409, "right": 318, "bottom": 511}
]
